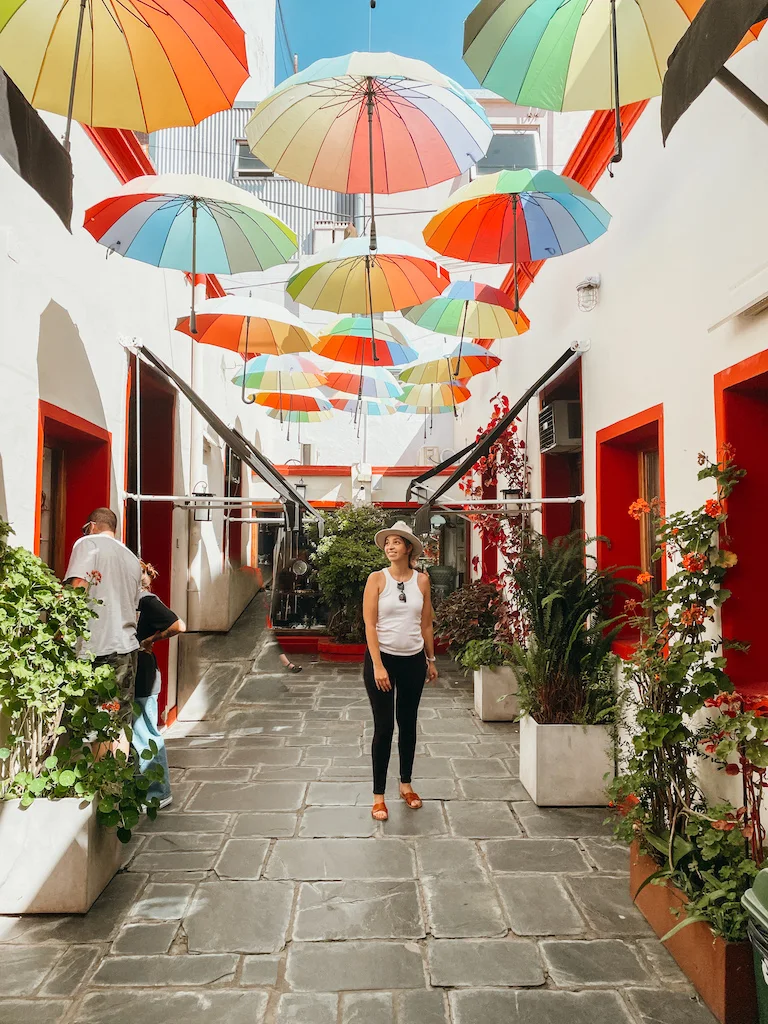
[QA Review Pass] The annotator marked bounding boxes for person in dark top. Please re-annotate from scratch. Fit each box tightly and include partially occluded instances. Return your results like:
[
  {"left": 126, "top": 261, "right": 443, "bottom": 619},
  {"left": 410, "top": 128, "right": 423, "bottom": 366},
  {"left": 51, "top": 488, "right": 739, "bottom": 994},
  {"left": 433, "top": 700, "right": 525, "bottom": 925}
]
[{"left": 133, "top": 562, "right": 186, "bottom": 809}]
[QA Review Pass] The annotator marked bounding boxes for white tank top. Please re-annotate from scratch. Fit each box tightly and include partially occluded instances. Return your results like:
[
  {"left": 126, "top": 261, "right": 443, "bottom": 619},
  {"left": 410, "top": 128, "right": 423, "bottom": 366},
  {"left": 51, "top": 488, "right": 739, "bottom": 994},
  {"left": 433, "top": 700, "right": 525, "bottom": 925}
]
[{"left": 376, "top": 568, "right": 425, "bottom": 656}]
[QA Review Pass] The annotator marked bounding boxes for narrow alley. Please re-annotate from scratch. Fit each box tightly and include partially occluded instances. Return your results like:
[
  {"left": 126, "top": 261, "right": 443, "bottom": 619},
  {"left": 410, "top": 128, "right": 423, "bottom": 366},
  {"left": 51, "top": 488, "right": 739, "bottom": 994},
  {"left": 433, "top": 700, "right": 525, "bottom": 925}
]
[{"left": 0, "top": 597, "right": 715, "bottom": 1024}]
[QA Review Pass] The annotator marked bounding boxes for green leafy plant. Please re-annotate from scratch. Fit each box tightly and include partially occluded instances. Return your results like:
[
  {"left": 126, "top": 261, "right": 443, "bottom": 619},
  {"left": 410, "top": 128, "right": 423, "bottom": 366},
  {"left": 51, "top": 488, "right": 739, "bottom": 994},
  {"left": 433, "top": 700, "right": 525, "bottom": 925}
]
[
  {"left": 457, "top": 637, "right": 516, "bottom": 673},
  {"left": 310, "top": 504, "right": 388, "bottom": 642},
  {"left": 0, "top": 519, "right": 162, "bottom": 842},
  {"left": 509, "top": 531, "right": 624, "bottom": 725},
  {"left": 434, "top": 580, "right": 504, "bottom": 657}
]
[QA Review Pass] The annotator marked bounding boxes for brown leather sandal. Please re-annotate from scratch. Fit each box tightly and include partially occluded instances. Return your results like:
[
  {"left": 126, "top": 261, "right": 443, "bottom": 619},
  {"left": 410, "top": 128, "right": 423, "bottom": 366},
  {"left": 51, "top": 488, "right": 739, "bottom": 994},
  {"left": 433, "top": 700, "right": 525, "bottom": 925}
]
[
  {"left": 400, "top": 791, "right": 422, "bottom": 809},
  {"left": 371, "top": 801, "right": 389, "bottom": 821}
]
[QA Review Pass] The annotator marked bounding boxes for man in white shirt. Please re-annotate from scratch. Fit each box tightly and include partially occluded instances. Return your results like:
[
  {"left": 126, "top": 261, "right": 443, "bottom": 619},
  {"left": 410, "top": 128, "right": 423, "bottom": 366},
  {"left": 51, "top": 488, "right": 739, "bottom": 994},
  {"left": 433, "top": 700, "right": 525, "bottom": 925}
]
[{"left": 65, "top": 507, "right": 142, "bottom": 753}]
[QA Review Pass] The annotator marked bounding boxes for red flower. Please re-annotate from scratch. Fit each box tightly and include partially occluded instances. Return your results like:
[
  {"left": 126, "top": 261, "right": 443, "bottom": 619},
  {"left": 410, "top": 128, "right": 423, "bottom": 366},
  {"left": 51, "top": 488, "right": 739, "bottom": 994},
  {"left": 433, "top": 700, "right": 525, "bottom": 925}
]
[
  {"left": 636, "top": 571, "right": 653, "bottom": 585},
  {"left": 682, "top": 552, "right": 707, "bottom": 573},
  {"left": 100, "top": 700, "right": 121, "bottom": 714},
  {"left": 612, "top": 793, "right": 641, "bottom": 817},
  {"left": 680, "top": 604, "right": 707, "bottom": 626},
  {"left": 628, "top": 499, "right": 651, "bottom": 521},
  {"left": 711, "top": 819, "right": 737, "bottom": 832},
  {"left": 705, "top": 499, "right": 723, "bottom": 518},
  {"left": 725, "top": 764, "right": 741, "bottom": 776}
]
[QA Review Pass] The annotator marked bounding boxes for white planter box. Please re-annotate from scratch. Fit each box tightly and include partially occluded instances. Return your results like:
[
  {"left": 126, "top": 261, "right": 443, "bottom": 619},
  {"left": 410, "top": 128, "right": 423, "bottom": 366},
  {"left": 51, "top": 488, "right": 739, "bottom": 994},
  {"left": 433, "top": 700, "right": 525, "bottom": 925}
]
[
  {"left": 0, "top": 797, "right": 122, "bottom": 914},
  {"left": 473, "top": 665, "right": 519, "bottom": 721},
  {"left": 519, "top": 715, "right": 614, "bottom": 806}
]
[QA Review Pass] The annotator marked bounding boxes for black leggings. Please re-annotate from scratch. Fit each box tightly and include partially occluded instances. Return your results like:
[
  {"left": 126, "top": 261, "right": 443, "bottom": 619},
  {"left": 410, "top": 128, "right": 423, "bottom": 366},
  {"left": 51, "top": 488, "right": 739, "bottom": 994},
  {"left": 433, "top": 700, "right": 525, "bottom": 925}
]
[{"left": 363, "top": 649, "right": 426, "bottom": 794}]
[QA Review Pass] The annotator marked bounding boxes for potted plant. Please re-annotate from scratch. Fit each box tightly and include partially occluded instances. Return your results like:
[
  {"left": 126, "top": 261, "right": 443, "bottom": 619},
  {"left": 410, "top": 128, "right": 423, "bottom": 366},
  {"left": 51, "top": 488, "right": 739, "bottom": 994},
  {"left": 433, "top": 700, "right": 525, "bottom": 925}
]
[
  {"left": 433, "top": 579, "right": 504, "bottom": 658},
  {"left": 458, "top": 638, "right": 519, "bottom": 721},
  {"left": 609, "top": 448, "right": 758, "bottom": 1024},
  {"left": 0, "top": 518, "right": 162, "bottom": 914},
  {"left": 510, "top": 530, "right": 624, "bottom": 807},
  {"left": 310, "top": 503, "right": 388, "bottom": 662}
]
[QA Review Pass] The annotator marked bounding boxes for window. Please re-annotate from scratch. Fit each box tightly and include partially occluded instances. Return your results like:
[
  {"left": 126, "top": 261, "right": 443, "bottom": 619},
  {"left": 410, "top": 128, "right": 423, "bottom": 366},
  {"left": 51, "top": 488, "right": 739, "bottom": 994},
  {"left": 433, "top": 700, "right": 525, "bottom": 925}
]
[
  {"left": 476, "top": 129, "right": 539, "bottom": 175},
  {"left": 225, "top": 447, "right": 243, "bottom": 566},
  {"left": 235, "top": 141, "right": 273, "bottom": 177}
]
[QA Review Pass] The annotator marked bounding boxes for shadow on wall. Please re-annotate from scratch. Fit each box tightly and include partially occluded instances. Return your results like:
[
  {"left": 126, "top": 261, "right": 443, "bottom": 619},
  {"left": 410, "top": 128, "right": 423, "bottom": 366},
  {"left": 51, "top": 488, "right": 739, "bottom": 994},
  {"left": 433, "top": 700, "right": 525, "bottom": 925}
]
[{"left": 37, "top": 300, "right": 108, "bottom": 430}]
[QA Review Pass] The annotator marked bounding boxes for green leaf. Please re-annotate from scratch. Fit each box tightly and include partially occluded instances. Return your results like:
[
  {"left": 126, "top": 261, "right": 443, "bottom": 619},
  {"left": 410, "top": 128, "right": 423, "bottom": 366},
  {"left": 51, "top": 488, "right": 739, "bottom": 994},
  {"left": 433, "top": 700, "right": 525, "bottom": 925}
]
[
  {"left": 58, "top": 769, "right": 77, "bottom": 787},
  {"left": 116, "top": 827, "right": 132, "bottom": 844},
  {"left": 0, "top": 747, "right": 10, "bottom": 760},
  {"left": 98, "top": 797, "right": 114, "bottom": 814},
  {"left": 44, "top": 756, "right": 58, "bottom": 769},
  {"left": 661, "top": 913, "right": 707, "bottom": 943}
]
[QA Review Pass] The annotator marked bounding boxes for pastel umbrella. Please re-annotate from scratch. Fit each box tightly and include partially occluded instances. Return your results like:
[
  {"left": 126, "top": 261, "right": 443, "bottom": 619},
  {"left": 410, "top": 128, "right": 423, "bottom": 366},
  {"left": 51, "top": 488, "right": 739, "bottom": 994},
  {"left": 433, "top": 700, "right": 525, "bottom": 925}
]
[
  {"left": 265, "top": 404, "right": 334, "bottom": 442},
  {"left": 404, "top": 280, "right": 530, "bottom": 339},
  {"left": 331, "top": 397, "right": 397, "bottom": 416},
  {"left": 462, "top": 0, "right": 763, "bottom": 164},
  {"left": 399, "top": 381, "right": 472, "bottom": 438},
  {"left": 0, "top": 0, "right": 248, "bottom": 150},
  {"left": 423, "top": 169, "right": 610, "bottom": 310},
  {"left": 175, "top": 297, "right": 318, "bottom": 357},
  {"left": 84, "top": 174, "right": 297, "bottom": 331},
  {"left": 232, "top": 354, "right": 328, "bottom": 408},
  {"left": 322, "top": 366, "right": 403, "bottom": 401},
  {"left": 399, "top": 342, "right": 501, "bottom": 385},
  {"left": 314, "top": 317, "right": 418, "bottom": 367},
  {"left": 246, "top": 52, "right": 492, "bottom": 249},
  {"left": 254, "top": 392, "right": 332, "bottom": 413}
]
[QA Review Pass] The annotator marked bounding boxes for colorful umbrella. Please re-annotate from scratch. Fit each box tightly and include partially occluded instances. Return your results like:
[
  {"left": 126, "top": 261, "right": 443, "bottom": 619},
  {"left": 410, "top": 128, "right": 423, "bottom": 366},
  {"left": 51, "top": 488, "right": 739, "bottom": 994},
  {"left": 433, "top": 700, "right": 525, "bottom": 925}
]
[
  {"left": 266, "top": 407, "right": 334, "bottom": 423},
  {"left": 423, "top": 169, "right": 610, "bottom": 310},
  {"left": 84, "top": 174, "right": 297, "bottom": 331},
  {"left": 232, "top": 354, "right": 328, "bottom": 408},
  {"left": 404, "top": 280, "right": 530, "bottom": 339},
  {"left": 322, "top": 366, "right": 403, "bottom": 401},
  {"left": 462, "top": 0, "right": 762, "bottom": 163},
  {"left": 255, "top": 392, "right": 332, "bottom": 413},
  {"left": 399, "top": 382, "right": 472, "bottom": 438},
  {"left": 314, "top": 317, "right": 418, "bottom": 367},
  {"left": 399, "top": 342, "right": 500, "bottom": 385},
  {"left": 175, "top": 297, "right": 318, "bottom": 357},
  {"left": 0, "top": 0, "right": 248, "bottom": 150},
  {"left": 331, "top": 397, "right": 397, "bottom": 416},
  {"left": 246, "top": 52, "right": 492, "bottom": 249}
]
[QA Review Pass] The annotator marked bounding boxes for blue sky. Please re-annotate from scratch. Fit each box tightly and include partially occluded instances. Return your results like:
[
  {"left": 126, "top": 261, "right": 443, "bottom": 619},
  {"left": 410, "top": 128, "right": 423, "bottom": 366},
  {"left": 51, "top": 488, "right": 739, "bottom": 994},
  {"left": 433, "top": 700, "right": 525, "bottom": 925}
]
[{"left": 275, "top": 0, "right": 480, "bottom": 87}]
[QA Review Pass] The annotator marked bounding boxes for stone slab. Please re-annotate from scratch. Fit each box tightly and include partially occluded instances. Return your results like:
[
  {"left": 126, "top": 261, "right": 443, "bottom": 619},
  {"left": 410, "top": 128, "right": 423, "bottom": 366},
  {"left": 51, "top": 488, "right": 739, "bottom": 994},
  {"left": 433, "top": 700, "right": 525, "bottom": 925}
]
[
  {"left": 142, "top": 833, "right": 225, "bottom": 852},
  {"left": 542, "top": 939, "right": 651, "bottom": 986},
  {"left": 265, "top": 839, "right": 415, "bottom": 880},
  {"left": 567, "top": 875, "right": 653, "bottom": 937},
  {"left": 379, "top": 802, "right": 447, "bottom": 837},
  {"left": 450, "top": 989, "right": 634, "bottom": 1024},
  {"left": 0, "top": 1001, "right": 69, "bottom": 1024},
  {"left": 415, "top": 838, "right": 486, "bottom": 881},
  {"left": 422, "top": 879, "right": 506, "bottom": 938},
  {"left": 395, "top": 991, "right": 447, "bottom": 1024},
  {"left": 458, "top": 779, "right": 527, "bottom": 801},
  {"left": 92, "top": 954, "right": 238, "bottom": 986},
  {"left": 276, "top": 994, "right": 338, "bottom": 1024},
  {"left": 449, "top": 758, "right": 512, "bottom": 778},
  {"left": 215, "top": 839, "right": 271, "bottom": 879},
  {"left": 223, "top": 747, "right": 303, "bottom": 767},
  {"left": 167, "top": 747, "right": 223, "bottom": 768},
  {"left": 38, "top": 944, "right": 101, "bottom": 996},
  {"left": 241, "top": 954, "right": 281, "bottom": 986},
  {"left": 580, "top": 838, "right": 630, "bottom": 873},
  {"left": 512, "top": 803, "right": 612, "bottom": 839},
  {"left": 294, "top": 881, "right": 424, "bottom": 941},
  {"left": 112, "top": 921, "right": 179, "bottom": 954},
  {"left": 306, "top": 783, "right": 378, "bottom": 806},
  {"left": 428, "top": 938, "right": 545, "bottom": 987},
  {"left": 127, "top": 851, "right": 219, "bottom": 873},
  {"left": 184, "top": 880, "right": 294, "bottom": 953},
  {"left": 496, "top": 875, "right": 585, "bottom": 936},
  {"left": 187, "top": 781, "right": 306, "bottom": 812},
  {"left": 233, "top": 812, "right": 298, "bottom": 838},
  {"left": 484, "top": 838, "right": 590, "bottom": 874},
  {"left": 342, "top": 992, "right": 394, "bottom": 1024},
  {"left": 0, "top": 945, "right": 65, "bottom": 995},
  {"left": 135, "top": 812, "right": 229, "bottom": 834},
  {"left": 286, "top": 941, "right": 425, "bottom": 991},
  {"left": 72, "top": 990, "right": 268, "bottom": 1024},
  {"left": 128, "top": 883, "right": 196, "bottom": 921},
  {"left": 445, "top": 802, "right": 521, "bottom": 838},
  {"left": 628, "top": 989, "right": 719, "bottom": 1023},
  {"left": 299, "top": 806, "right": 378, "bottom": 838}
]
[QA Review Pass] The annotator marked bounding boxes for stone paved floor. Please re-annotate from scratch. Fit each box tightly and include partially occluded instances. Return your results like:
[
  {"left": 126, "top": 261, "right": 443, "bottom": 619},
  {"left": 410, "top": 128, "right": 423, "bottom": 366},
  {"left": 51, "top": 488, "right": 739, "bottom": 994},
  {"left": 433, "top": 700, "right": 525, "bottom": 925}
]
[{"left": 0, "top": 596, "right": 718, "bottom": 1023}]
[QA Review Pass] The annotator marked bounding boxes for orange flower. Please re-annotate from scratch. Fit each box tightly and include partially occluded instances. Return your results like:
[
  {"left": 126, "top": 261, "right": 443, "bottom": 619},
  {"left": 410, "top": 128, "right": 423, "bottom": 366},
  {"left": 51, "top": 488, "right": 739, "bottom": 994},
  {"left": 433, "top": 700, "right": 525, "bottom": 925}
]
[
  {"left": 100, "top": 700, "right": 121, "bottom": 714},
  {"left": 628, "top": 499, "right": 651, "bottom": 521},
  {"left": 682, "top": 552, "right": 707, "bottom": 572},
  {"left": 680, "top": 604, "right": 707, "bottom": 626},
  {"left": 705, "top": 499, "right": 723, "bottom": 518},
  {"left": 636, "top": 571, "right": 653, "bottom": 585}
]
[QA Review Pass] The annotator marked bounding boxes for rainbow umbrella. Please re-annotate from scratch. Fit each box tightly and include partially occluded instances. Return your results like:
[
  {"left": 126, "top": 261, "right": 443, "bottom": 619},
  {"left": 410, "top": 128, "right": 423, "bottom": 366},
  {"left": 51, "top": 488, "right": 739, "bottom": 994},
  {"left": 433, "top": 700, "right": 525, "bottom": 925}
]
[
  {"left": 399, "top": 381, "right": 471, "bottom": 438},
  {"left": 462, "top": 0, "right": 763, "bottom": 164},
  {"left": 314, "top": 317, "right": 418, "bottom": 367},
  {"left": 246, "top": 52, "right": 492, "bottom": 250},
  {"left": 84, "top": 174, "right": 297, "bottom": 331},
  {"left": 399, "top": 342, "right": 500, "bottom": 385},
  {"left": 265, "top": 404, "right": 334, "bottom": 443},
  {"left": 424, "top": 169, "right": 609, "bottom": 310},
  {"left": 322, "top": 366, "right": 403, "bottom": 402},
  {"left": 255, "top": 392, "right": 332, "bottom": 414},
  {"left": 0, "top": 0, "right": 248, "bottom": 149},
  {"left": 175, "top": 297, "right": 318, "bottom": 357},
  {"left": 232, "top": 355, "right": 328, "bottom": 409},
  {"left": 331, "top": 398, "right": 397, "bottom": 416},
  {"left": 404, "top": 280, "right": 529, "bottom": 339}
]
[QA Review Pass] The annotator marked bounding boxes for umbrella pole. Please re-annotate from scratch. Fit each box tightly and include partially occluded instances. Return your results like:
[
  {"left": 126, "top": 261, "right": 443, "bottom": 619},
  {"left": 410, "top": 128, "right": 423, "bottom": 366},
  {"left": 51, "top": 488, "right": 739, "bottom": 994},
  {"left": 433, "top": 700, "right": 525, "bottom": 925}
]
[
  {"left": 190, "top": 198, "right": 199, "bottom": 334},
  {"left": 362, "top": 404, "right": 369, "bottom": 464},
  {"left": 366, "top": 77, "right": 378, "bottom": 253},
  {"left": 512, "top": 194, "right": 520, "bottom": 313},
  {"left": 63, "top": 0, "right": 87, "bottom": 153},
  {"left": 457, "top": 299, "right": 469, "bottom": 364},
  {"left": 241, "top": 317, "right": 255, "bottom": 405},
  {"left": 424, "top": 411, "right": 427, "bottom": 440},
  {"left": 609, "top": 0, "right": 623, "bottom": 169},
  {"left": 447, "top": 356, "right": 458, "bottom": 420},
  {"left": 365, "top": 253, "right": 378, "bottom": 363},
  {"left": 286, "top": 393, "right": 292, "bottom": 441},
  {"left": 279, "top": 371, "right": 284, "bottom": 425}
]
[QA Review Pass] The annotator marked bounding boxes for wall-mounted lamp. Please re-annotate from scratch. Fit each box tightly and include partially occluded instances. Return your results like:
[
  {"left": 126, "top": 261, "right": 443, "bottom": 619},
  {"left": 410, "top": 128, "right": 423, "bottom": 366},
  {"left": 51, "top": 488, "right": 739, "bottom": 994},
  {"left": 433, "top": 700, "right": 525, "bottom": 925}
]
[
  {"left": 576, "top": 274, "right": 601, "bottom": 312},
  {"left": 192, "top": 482, "right": 213, "bottom": 522},
  {"left": 295, "top": 482, "right": 307, "bottom": 500}
]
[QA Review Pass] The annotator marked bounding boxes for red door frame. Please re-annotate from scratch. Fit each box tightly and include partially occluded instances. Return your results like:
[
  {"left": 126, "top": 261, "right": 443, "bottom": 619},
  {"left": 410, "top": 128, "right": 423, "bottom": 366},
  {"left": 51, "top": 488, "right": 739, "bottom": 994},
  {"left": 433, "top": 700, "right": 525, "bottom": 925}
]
[
  {"left": 35, "top": 402, "right": 112, "bottom": 572},
  {"left": 540, "top": 360, "right": 584, "bottom": 541}
]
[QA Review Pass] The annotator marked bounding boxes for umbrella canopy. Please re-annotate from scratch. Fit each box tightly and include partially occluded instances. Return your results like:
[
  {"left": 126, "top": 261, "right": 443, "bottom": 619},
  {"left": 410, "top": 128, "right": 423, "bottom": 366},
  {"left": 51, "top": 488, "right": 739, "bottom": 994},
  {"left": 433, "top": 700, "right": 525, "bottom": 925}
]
[
  {"left": 175, "top": 297, "right": 318, "bottom": 356},
  {"left": 232, "top": 355, "right": 328, "bottom": 391},
  {"left": 661, "top": 0, "right": 767, "bottom": 141},
  {"left": 399, "top": 382, "right": 472, "bottom": 409},
  {"left": 398, "top": 342, "right": 501, "bottom": 386},
  {"left": 84, "top": 174, "right": 297, "bottom": 331},
  {"left": 288, "top": 235, "right": 450, "bottom": 314},
  {"left": 246, "top": 51, "right": 492, "bottom": 250},
  {"left": 314, "top": 317, "right": 418, "bottom": 367},
  {"left": 424, "top": 169, "right": 609, "bottom": 310},
  {"left": 255, "top": 392, "right": 332, "bottom": 413},
  {"left": 331, "top": 397, "right": 397, "bottom": 416},
  {"left": 404, "top": 280, "right": 530, "bottom": 338},
  {"left": 266, "top": 407, "right": 334, "bottom": 423},
  {"left": 322, "top": 366, "right": 403, "bottom": 401},
  {"left": 0, "top": 0, "right": 248, "bottom": 148}
]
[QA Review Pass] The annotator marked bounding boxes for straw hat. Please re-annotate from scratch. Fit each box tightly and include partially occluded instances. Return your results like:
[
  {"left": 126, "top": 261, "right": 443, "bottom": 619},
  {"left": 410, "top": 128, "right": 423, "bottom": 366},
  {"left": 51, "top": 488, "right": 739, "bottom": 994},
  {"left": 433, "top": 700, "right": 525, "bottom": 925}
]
[{"left": 374, "top": 520, "right": 424, "bottom": 560}]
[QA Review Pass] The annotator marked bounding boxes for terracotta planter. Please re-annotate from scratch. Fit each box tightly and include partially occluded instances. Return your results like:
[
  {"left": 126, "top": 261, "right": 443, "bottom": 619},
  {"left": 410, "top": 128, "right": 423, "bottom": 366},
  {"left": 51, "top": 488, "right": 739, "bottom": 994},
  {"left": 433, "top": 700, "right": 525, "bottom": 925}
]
[
  {"left": 317, "top": 639, "right": 367, "bottom": 663},
  {"left": 630, "top": 841, "right": 757, "bottom": 1024}
]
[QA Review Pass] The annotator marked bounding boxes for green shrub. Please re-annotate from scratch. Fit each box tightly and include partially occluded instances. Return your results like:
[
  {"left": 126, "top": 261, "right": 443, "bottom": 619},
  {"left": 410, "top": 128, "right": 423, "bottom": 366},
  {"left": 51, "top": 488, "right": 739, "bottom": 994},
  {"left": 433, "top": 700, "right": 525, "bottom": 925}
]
[
  {"left": 434, "top": 580, "right": 502, "bottom": 657},
  {"left": 457, "top": 638, "right": 516, "bottom": 672},
  {"left": 0, "top": 519, "right": 162, "bottom": 841}
]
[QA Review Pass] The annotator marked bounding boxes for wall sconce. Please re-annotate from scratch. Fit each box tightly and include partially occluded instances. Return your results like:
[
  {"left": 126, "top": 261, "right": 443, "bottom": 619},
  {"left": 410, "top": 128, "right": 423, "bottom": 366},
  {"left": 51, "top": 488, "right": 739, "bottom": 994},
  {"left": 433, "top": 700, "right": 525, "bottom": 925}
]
[
  {"left": 295, "top": 482, "right": 307, "bottom": 500},
  {"left": 576, "top": 274, "right": 601, "bottom": 312},
  {"left": 192, "top": 482, "right": 214, "bottom": 522}
]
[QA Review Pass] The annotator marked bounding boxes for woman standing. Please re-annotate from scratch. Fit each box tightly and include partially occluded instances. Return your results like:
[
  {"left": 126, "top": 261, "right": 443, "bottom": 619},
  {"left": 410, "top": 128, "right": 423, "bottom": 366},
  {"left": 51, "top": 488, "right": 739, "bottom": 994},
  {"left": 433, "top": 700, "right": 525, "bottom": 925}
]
[
  {"left": 134, "top": 562, "right": 186, "bottom": 809},
  {"left": 362, "top": 521, "right": 438, "bottom": 822}
]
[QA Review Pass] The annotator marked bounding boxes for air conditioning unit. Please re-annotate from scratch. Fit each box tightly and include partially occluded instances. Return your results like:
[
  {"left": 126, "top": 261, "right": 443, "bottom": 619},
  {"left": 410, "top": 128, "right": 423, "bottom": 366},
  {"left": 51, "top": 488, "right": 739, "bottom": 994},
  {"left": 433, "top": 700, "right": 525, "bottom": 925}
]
[
  {"left": 418, "top": 445, "right": 440, "bottom": 466},
  {"left": 539, "top": 401, "right": 581, "bottom": 454},
  {"left": 300, "top": 443, "right": 315, "bottom": 465}
]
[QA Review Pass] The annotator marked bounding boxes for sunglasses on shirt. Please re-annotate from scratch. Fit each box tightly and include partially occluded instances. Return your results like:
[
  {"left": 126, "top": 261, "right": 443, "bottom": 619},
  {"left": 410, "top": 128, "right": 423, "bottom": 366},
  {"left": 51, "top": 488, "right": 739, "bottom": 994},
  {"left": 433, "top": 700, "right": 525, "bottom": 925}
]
[{"left": 397, "top": 581, "right": 406, "bottom": 603}]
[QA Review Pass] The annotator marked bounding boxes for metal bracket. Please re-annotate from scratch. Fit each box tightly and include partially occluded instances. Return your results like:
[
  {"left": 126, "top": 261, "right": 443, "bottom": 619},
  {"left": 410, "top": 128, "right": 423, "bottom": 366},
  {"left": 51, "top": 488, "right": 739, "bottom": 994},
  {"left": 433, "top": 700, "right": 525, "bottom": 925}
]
[{"left": 570, "top": 339, "right": 591, "bottom": 353}]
